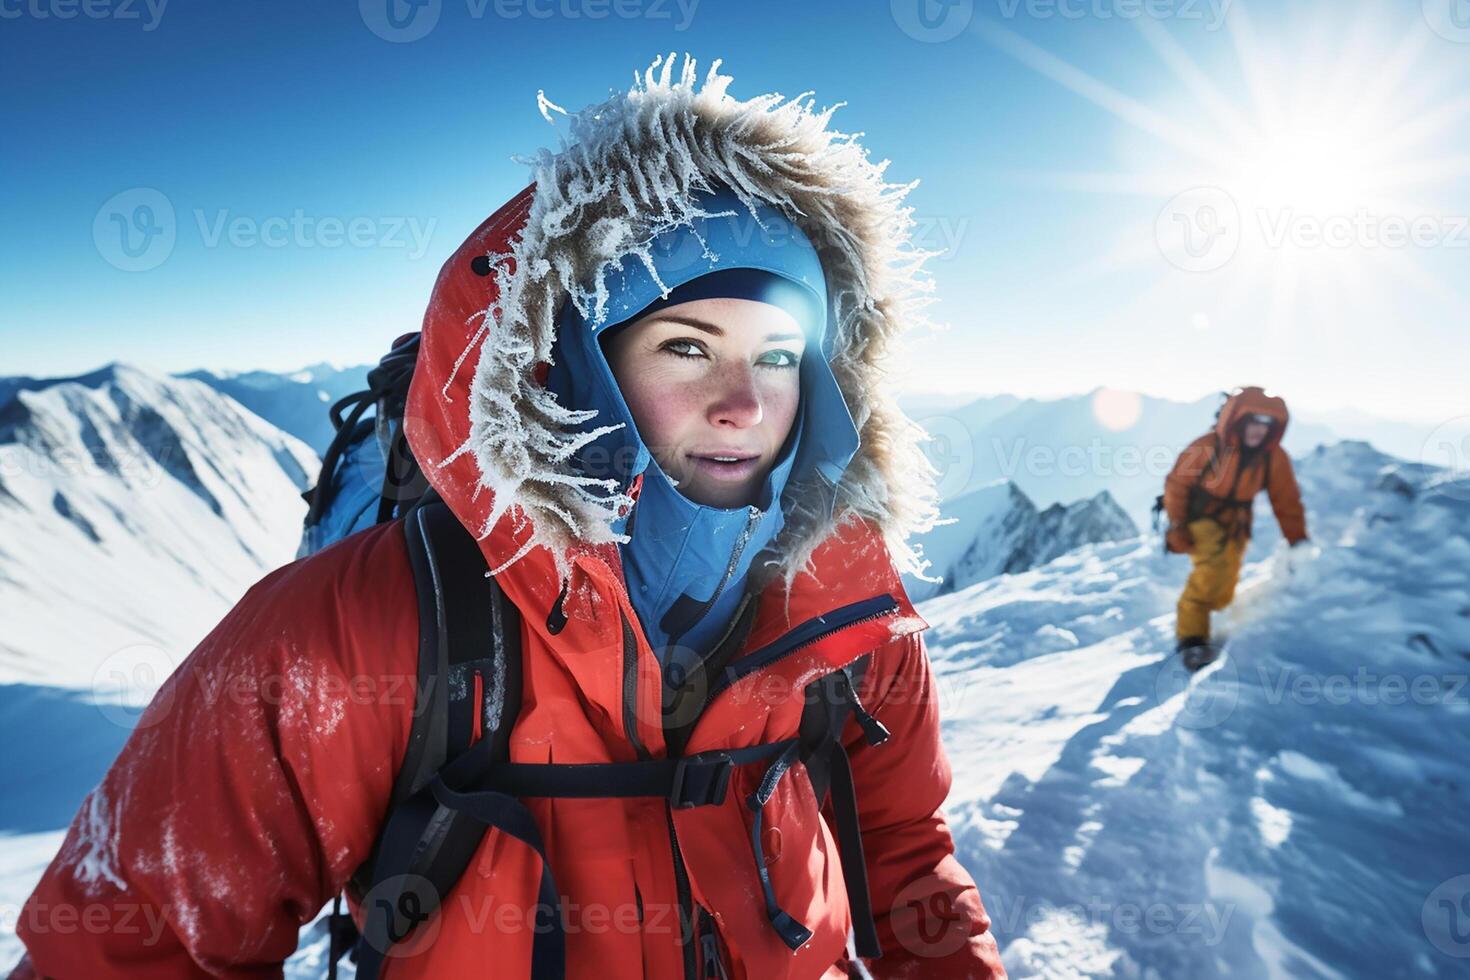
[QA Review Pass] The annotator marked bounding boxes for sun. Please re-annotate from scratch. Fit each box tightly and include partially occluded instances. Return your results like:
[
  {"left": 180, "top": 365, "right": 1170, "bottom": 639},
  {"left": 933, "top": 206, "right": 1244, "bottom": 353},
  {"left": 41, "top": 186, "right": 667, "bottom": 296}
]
[{"left": 1233, "top": 120, "right": 1381, "bottom": 216}]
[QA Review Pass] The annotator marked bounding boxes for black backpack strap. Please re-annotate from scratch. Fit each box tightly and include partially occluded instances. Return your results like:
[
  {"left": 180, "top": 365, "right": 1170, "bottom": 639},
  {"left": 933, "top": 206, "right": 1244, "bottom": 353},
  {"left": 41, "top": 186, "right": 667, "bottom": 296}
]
[
  {"left": 396, "top": 493, "right": 522, "bottom": 797},
  {"left": 339, "top": 494, "right": 523, "bottom": 980},
  {"left": 798, "top": 655, "right": 888, "bottom": 961}
]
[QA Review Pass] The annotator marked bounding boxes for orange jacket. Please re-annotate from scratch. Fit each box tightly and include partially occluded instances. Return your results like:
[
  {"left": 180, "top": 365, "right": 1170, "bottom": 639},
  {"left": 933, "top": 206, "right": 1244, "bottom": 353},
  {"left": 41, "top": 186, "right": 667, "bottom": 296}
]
[{"left": 1164, "top": 387, "right": 1308, "bottom": 544}]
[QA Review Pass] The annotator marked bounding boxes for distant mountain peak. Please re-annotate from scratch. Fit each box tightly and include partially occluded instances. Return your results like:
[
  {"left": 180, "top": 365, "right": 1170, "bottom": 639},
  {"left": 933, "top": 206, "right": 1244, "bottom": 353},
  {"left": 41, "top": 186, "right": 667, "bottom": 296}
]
[
  {"left": 908, "top": 480, "right": 1139, "bottom": 600},
  {"left": 175, "top": 362, "right": 374, "bottom": 454}
]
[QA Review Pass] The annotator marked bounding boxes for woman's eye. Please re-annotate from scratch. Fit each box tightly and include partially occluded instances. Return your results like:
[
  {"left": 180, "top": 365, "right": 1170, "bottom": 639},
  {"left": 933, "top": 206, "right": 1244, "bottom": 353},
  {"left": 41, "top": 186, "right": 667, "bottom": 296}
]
[
  {"left": 758, "top": 349, "right": 801, "bottom": 369},
  {"left": 661, "top": 339, "right": 707, "bottom": 359}
]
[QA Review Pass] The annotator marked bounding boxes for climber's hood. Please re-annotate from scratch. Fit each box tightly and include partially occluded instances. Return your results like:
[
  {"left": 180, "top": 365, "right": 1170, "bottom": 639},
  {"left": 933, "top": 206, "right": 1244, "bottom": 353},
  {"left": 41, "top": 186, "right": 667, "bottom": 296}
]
[
  {"left": 1216, "top": 386, "right": 1290, "bottom": 450},
  {"left": 404, "top": 55, "right": 942, "bottom": 598}
]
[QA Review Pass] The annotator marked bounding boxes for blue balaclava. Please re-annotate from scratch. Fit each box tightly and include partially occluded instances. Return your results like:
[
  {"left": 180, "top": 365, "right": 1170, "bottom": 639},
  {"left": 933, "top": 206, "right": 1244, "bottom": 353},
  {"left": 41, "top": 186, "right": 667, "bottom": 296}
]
[{"left": 545, "top": 186, "right": 861, "bottom": 666}]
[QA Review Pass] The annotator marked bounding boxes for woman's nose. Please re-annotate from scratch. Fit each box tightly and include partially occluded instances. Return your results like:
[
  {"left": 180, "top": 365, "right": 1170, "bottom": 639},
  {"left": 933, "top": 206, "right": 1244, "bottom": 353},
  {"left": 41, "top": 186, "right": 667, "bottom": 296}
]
[{"left": 706, "top": 365, "right": 763, "bottom": 429}]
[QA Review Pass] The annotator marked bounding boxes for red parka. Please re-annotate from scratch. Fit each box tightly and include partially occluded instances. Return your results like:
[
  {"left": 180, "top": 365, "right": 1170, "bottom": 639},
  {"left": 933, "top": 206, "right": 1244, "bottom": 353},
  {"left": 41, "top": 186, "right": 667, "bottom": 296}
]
[{"left": 11, "top": 57, "right": 1006, "bottom": 980}]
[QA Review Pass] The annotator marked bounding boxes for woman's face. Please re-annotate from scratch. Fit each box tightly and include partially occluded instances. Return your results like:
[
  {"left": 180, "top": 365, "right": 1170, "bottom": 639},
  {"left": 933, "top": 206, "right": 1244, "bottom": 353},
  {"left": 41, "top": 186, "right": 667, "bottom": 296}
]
[
  {"left": 602, "top": 297, "right": 806, "bottom": 509},
  {"left": 1242, "top": 420, "right": 1270, "bottom": 448}
]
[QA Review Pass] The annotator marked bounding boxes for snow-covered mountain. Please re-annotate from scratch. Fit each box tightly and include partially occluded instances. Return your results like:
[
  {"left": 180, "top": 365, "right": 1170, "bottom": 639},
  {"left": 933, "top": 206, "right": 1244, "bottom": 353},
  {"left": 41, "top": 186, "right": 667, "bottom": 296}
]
[
  {"left": 181, "top": 361, "right": 374, "bottom": 456},
  {"left": 923, "top": 442, "right": 1470, "bottom": 977},
  {"left": 1037, "top": 493, "right": 1139, "bottom": 565},
  {"left": 9, "top": 360, "right": 376, "bottom": 458},
  {"left": 906, "top": 480, "right": 1138, "bottom": 602},
  {"left": 0, "top": 363, "right": 319, "bottom": 689}
]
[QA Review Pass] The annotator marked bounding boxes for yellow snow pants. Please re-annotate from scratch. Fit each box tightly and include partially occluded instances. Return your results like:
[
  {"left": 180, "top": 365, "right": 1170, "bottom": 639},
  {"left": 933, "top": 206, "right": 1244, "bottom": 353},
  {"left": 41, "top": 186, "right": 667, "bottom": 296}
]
[{"left": 1177, "top": 518, "right": 1247, "bottom": 641}]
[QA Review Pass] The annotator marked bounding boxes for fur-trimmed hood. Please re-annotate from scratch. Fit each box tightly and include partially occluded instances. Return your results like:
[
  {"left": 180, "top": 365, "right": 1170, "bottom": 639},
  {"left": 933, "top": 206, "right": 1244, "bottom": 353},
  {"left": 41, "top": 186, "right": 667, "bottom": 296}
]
[{"left": 407, "top": 54, "right": 942, "bottom": 595}]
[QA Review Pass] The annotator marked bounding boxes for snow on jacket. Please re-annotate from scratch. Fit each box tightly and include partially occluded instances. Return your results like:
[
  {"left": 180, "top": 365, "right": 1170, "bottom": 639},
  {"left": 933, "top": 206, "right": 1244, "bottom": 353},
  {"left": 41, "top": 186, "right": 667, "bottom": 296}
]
[
  {"left": 1164, "top": 386, "right": 1308, "bottom": 544},
  {"left": 11, "top": 56, "right": 1006, "bottom": 979}
]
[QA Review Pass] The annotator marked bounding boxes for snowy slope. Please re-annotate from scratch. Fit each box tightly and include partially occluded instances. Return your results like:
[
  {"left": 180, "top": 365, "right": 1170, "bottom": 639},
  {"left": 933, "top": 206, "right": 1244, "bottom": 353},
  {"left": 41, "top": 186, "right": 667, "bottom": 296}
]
[
  {"left": 0, "top": 363, "right": 319, "bottom": 689},
  {"left": 6, "top": 358, "right": 376, "bottom": 459},
  {"left": 922, "top": 444, "right": 1470, "bottom": 977},
  {"left": 906, "top": 480, "right": 1138, "bottom": 602}
]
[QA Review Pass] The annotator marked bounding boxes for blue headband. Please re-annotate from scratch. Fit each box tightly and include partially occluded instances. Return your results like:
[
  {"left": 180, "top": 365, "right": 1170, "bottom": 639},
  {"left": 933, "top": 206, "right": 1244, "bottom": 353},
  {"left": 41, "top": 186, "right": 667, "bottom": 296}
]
[{"left": 602, "top": 267, "right": 826, "bottom": 347}]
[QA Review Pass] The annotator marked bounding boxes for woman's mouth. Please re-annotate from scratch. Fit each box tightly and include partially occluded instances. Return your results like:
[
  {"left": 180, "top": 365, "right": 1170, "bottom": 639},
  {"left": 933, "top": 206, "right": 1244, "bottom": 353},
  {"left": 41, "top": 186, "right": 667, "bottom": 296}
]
[{"left": 687, "top": 451, "right": 762, "bottom": 482}]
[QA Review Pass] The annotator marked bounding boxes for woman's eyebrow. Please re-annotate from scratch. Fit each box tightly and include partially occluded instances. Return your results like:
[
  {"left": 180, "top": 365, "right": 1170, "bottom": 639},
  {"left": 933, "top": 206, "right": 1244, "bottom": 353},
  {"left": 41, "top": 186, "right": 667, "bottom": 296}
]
[
  {"left": 651, "top": 313, "right": 722, "bottom": 335},
  {"left": 652, "top": 313, "right": 805, "bottom": 343}
]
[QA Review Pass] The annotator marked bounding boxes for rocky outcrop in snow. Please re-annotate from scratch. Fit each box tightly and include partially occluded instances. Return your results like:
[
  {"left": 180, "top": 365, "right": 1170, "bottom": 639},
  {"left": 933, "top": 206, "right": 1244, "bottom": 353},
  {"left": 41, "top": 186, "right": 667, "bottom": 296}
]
[{"left": 907, "top": 480, "right": 1139, "bottom": 601}]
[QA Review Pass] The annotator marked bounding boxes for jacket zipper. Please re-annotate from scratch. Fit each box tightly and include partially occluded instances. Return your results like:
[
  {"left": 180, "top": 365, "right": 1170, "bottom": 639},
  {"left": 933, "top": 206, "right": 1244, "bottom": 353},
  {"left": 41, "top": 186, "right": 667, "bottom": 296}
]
[
  {"left": 668, "top": 506, "right": 762, "bottom": 646},
  {"left": 620, "top": 605, "right": 691, "bottom": 976},
  {"left": 697, "top": 906, "right": 730, "bottom": 979},
  {"left": 663, "top": 593, "right": 902, "bottom": 975},
  {"left": 620, "top": 611, "right": 650, "bottom": 760},
  {"left": 704, "top": 593, "right": 902, "bottom": 704},
  {"left": 667, "top": 806, "right": 698, "bottom": 980}
]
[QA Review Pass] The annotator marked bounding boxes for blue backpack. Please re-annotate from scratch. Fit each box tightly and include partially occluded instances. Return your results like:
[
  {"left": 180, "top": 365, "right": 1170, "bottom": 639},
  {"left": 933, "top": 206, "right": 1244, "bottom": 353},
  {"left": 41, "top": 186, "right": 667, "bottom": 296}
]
[{"left": 297, "top": 332, "right": 427, "bottom": 558}]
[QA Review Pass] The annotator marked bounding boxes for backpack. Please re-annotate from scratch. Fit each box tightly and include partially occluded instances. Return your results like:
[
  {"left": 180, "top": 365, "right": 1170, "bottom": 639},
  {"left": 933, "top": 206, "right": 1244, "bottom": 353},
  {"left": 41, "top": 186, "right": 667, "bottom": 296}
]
[
  {"left": 297, "top": 332, "right": 428, "bottom": 559},
  {"left": 300, "top": 336, "right": 891, "bottom": 979}
]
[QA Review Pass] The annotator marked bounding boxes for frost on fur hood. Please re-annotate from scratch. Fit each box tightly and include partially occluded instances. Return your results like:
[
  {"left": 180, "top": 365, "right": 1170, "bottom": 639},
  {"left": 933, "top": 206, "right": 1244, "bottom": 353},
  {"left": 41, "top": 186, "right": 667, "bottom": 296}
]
[{"left": 422, "top": 54, "right": 943, "bottom": 593}]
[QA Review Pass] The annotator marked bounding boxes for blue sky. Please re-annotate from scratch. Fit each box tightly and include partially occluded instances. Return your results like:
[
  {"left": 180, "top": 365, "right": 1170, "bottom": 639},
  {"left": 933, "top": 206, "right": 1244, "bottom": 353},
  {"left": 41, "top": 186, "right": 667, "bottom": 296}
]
[{"left": 2, "top": 0, "right": 1466, "bottom": 422}]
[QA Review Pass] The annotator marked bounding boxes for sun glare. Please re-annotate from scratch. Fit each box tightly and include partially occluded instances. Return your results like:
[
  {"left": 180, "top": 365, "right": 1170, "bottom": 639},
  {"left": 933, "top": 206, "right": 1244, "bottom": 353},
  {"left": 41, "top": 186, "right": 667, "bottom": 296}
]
[
  {"left": 1234, "top": 121, "right": 1381, "bottom": 216},
  {"left": 1092, "top": 387, "right": 1143, "bottom": 432},
  {"left": 975, "top": 0, "right": 1467, "bottom": 384}
]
